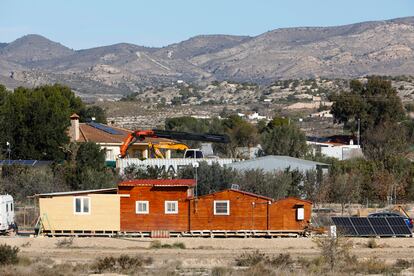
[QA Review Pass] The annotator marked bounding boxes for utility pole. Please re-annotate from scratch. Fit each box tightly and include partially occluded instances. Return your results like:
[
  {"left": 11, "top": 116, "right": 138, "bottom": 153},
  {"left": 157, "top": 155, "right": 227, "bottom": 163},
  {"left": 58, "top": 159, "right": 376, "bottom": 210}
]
[
  {"left": 192, "top": 162, "right": 199, "bottom": 199},
  {"left": 6, "top": 142, "right": 11, "bottom": 165},
  {"left": 357, "top": 118, "right": 361, "bottom": 146}
]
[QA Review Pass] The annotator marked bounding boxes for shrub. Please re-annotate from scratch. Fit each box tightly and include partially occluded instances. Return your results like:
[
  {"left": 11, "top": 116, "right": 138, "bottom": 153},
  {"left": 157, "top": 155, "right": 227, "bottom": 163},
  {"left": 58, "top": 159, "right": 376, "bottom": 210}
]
[
  {"left": 92, "top": 255, "right": 152, "bottom": 273},
  {"left": 235, "top": 250, "right": 266, "bottom": 267},
  {"left": 269, "top": 253, "right": 294, "bottom": 269},
  {"left": 211, "top": 266, "right": 233, "bottom": 276},
  {"left": 172, "top": 242, "right": 186, "bottom": 249},
  {"left": 0, "top": 244, "right": 19, "bottom": 265},
  {"left": 395, "top": 259, "right": 412, "bottom": 270},
  {"left": 55, "top": 237, "right": 74, "bottom": 248},
  {"left": 149, "top": 240, "right": 186, "bottom": 249},
  {"left": 366, "top": 238, "right": 378, "bottom": 249},
  {"left": 149, "top": 240, "right": 162, "bottom": 249}
]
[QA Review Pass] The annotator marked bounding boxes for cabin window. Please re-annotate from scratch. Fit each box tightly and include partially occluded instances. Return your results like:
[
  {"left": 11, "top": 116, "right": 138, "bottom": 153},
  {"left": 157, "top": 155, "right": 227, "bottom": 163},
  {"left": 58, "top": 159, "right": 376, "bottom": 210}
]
[
  {"left": 214, "top": 200, "right": 230, "bottom": 215},
  {"left": 165, "top": 201, "right": 178, "bottom": 214},
  {"left": 297, "top": 207, "right": 305, "bottom": 221},
  {"left": 74, "top": 197, "right": 90, "bottom": 214},
  {"left": 136, "top": 201, "right": 149, "bottom": 214}
]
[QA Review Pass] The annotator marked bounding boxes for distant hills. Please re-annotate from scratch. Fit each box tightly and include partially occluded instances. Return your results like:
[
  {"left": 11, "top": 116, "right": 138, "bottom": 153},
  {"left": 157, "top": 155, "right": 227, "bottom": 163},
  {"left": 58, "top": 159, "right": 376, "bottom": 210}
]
[{"left": 1, "top": 17, "right": 414, "bottom": 98}]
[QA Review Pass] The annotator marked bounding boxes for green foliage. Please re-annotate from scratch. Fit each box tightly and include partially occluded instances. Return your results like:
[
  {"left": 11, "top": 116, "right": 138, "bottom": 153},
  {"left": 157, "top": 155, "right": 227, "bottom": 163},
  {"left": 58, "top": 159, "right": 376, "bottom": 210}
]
[
  {"left": 364, "top": 122, "right": 408, "bottom": 163},
  {"left": 0, "top": 244, "right": 19, "bottom": 266},
  {"left": 0, "top": 84, "right": 107, "bottom": 160},
  {"left": 331, "top": 77, "right": 405, "bottom": 134},
  {"left": 179, "top": 162, "right": 237, "bottom": 195},
  {"left": 55, "top": 142, "right": 118, "bottom": 191},
  {"left": 79, "top": 105, "right": 107, "bottom": 124},
  {"left": 149, "top": 241, "right": 186, "bottom": 249},
  {"left": 0, "top": 165, "right": 68, "bottom": 202},
  {"left": 92, "top": 254, "right": 152, "bottom": 273},
  {"left": 261, "top": 122, "right": 308, "bottom": 157}
]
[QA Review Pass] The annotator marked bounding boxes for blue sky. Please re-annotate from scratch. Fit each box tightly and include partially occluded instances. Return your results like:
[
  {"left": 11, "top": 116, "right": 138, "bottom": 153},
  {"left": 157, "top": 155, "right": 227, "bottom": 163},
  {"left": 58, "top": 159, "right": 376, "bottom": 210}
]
[{"left": 1, "top": 0, "right": 413, "bottom": 49}]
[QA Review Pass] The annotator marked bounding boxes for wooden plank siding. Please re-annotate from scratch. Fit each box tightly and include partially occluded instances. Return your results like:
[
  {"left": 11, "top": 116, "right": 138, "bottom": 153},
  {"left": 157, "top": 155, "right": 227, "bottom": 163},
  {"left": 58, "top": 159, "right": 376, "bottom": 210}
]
[
  {"left": 268, "top": 198, "right": 312, "bottom": 231},
  {"left": 189, "top": 190, "right": 270, "bottom": 231},
  {"left": 39, "top": 194, "right": 121, "bottom": 231},
  {"left": 118, "top": 184, "right": 312, "bottom": 233},
  {"left": 119, "top": 185, "right": 191, "bottom": 232}
]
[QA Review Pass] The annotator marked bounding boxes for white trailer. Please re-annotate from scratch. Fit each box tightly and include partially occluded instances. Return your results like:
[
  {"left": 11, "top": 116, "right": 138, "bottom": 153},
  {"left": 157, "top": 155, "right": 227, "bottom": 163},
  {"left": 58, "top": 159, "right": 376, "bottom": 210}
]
[{"left": 0, "top": 195, "right": 16, "bottom": 234}]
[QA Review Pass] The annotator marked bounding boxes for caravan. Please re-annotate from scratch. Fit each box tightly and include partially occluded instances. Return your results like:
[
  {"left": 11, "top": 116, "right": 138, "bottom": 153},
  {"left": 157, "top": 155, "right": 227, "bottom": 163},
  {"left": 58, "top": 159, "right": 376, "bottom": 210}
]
[{"left": 0, "top": 195, "right": 16, "bottom": 234}]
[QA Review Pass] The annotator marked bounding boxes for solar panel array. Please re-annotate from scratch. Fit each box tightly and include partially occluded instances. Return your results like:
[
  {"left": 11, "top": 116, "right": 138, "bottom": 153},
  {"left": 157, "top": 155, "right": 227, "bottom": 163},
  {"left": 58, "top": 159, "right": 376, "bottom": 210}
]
[
  {"left": 87, "top": 122, "right": 123, "bottom": 135},
  {"left": 332, "top": 216, "right": 412, "bottom": 237},
  {"left": 0, "top": 160, "right": 54, "bottom": 167}
]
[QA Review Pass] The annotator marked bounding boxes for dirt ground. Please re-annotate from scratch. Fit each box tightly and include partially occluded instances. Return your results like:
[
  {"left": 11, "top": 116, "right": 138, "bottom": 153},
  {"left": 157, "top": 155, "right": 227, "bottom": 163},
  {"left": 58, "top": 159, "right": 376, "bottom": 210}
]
[{"left": 1, "top": 236, "right": 414, "bottom": 269}]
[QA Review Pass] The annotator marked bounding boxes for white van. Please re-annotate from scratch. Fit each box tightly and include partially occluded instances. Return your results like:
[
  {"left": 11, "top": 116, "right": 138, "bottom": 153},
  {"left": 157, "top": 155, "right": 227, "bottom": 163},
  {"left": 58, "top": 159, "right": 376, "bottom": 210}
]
[{"left": 0, "top": 195, "right": 16, "bottom": 233}]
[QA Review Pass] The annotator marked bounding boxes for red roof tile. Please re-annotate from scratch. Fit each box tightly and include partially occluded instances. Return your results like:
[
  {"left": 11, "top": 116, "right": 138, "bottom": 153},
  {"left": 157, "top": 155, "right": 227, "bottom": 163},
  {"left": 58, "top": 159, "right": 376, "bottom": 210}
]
[{"left": 118, "top": 179, "right": 196, "bottom": 187}]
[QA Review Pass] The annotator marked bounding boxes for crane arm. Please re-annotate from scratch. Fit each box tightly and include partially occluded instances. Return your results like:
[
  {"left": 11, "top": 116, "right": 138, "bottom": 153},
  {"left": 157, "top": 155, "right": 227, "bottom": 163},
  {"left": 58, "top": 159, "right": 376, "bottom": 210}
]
[{"left": 119, "top": 129, "right": 229, "bottom": 158}]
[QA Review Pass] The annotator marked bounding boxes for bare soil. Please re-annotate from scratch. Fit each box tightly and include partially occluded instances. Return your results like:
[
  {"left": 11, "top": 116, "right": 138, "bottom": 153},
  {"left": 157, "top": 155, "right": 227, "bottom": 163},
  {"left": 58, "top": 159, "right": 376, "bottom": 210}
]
[{"left": 1, "top": 236, "right": 413, "bottom": 269}]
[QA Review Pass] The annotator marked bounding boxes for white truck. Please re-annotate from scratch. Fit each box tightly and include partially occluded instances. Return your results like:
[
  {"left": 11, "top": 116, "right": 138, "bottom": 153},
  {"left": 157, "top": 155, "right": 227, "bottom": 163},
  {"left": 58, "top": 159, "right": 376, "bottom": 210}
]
[{"left": 0, "top": 195, "right": 16, "bottom": 234}]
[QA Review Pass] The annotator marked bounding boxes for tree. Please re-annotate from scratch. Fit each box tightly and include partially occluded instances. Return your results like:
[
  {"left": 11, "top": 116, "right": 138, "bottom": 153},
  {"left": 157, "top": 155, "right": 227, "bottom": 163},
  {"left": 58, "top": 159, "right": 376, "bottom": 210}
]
[
  {"left": 79, "top": 105, "right": 107, "bottom": 124},
  {"left": 261, "top": 121, "right": 308, "bottom": 157},
  {"left": 0, "top": 84, "right": 109, "bottom": 160},
  {"left": 0, "top": 84, "right": 82, "bottom": 160},
  {"left": 327, "top": 172, "right": 362, "bottom": 214},
  {"left": 331, "top": 77, "right": 405, "bottom": 134},
  {"left": 55, "top": 142, "right": 117, "bottom": 190},
  {"left": 363, "top": 122, "right": 408, "bottom": 164}
]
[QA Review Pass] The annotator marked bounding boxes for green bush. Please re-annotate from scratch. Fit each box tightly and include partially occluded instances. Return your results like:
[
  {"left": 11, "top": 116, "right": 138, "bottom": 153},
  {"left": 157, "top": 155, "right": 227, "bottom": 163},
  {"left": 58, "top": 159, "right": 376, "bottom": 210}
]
[
  {"left": 0, "top": 244, "right": 19, "bottom": 265},
  {"left": 149, "top": 240, "right": 186, "bottom": 249},
  {"left": 92, "top": 255, "right": 152, "bottom": 273},
  {"left": 235, "top": 250, "right": 266, "bottom": 267}
]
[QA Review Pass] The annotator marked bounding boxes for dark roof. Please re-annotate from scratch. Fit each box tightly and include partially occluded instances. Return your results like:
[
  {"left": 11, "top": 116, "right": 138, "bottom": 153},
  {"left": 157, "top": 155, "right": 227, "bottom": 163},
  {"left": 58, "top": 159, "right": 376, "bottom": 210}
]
[
  {"left": 118, "top": 179, "right": 196, "bottom": 187},
  {"left": 34, "top": 188, "right": 118, "bottom": 198},
  {"left": 77, "top": 123, "right": 174, "bottom": 144}
]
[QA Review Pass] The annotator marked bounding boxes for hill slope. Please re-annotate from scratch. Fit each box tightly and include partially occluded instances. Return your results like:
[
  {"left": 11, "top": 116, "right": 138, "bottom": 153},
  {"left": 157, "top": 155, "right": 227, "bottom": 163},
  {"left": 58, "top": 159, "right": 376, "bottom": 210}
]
[{"left": 1, "top": 17, "right": 414, "bottom": 98}]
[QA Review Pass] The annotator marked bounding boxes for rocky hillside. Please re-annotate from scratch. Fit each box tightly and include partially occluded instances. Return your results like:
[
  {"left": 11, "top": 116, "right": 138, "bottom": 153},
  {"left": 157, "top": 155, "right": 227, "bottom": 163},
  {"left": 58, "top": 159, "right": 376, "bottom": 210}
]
[{"left": 1, "top": 17, "right": 414, "bottom": 98}]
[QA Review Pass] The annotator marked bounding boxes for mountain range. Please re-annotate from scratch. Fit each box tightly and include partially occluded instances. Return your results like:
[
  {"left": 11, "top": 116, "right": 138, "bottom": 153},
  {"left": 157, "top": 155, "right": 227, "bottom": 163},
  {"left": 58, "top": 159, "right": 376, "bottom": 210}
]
[{"left": 1, "top": 16, "right": 414, "bottom": 98}]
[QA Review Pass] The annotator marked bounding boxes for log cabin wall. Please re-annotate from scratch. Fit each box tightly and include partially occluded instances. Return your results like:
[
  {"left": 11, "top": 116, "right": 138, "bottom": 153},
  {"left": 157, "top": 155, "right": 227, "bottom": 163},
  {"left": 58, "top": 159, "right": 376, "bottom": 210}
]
[
  {"left": 189, "top": 190, "right": 271, "bottom": 231},
  {"left": 118, "top": 179, "right": 195, "bottom": 232}
]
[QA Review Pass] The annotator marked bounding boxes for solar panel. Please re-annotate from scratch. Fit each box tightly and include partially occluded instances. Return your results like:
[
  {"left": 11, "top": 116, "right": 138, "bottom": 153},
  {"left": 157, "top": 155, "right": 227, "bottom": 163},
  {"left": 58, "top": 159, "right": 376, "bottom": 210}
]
[
  {"left": 87, "top": 122, "right": 123, "bottom": 135},
  {"left": 332, "top": 216, "right": 412, "bottom": 237},
  {"left": 369, "top": 217, "right": 394, "bottom": 236},
  {"left": 350, "top": 217, "right": 376, "bottom": 236},
  {"left": 386, "top": 217, "right": 412, "bottom": 236},
  {"left": 332, "top": 217, "right": 357, "bottom": 236}
]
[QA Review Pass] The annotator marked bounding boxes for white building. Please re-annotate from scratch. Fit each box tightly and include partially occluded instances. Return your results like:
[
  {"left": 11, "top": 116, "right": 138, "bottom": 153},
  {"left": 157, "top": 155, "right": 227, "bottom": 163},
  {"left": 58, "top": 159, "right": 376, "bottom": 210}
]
[{"left": 307, "top": 137, "right": 363, "bottom": 160}]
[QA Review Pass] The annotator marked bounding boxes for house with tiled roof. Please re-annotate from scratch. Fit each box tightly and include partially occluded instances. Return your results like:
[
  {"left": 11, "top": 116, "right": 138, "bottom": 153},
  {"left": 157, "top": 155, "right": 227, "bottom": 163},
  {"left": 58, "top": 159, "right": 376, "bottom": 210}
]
[{"left": 68, "top": 114, "right": 174, "bottom": 161}]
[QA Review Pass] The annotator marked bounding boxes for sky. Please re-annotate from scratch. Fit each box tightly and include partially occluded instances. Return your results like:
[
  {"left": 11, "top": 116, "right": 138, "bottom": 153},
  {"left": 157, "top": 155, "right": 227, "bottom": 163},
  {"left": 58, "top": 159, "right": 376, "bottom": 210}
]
[{"left": 1, "top": 0, "right": 414, "bottom": 50}]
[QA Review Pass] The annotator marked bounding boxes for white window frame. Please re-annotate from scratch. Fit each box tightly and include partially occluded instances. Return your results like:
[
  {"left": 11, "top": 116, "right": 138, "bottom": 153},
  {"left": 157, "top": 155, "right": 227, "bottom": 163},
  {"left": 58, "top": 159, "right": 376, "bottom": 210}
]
[
  {"left": 164, "top": 201, "right": 178, "bottom": 214},
  {"left": 214, "top": 200, "right": 230, "bottom": 216},
  {"left": 297, "top": 207, "right": 305, "bottom": 221},
  {"left": 136, "top": 201, "right": 149, "bottom": 214},
  {"left": 73, "top": 197, "right": 91, "bottom": 215}
]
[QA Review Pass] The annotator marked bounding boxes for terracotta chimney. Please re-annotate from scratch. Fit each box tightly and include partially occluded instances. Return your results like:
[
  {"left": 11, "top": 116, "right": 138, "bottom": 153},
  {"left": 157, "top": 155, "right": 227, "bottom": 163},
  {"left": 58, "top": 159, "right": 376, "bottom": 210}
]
[{"left": 69, "top": 113, "right": 80, "bottom": 141}]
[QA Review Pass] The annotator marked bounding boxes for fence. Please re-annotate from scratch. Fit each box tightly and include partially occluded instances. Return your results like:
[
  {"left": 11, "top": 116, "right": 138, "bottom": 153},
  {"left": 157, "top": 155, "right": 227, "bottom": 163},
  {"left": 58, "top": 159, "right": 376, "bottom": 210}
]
[
  {"left": 15, "top": 205, "right": 39, "bottom": 231},
  {"left": 117, "top": 158, "right": 238, "bottom": 175}
]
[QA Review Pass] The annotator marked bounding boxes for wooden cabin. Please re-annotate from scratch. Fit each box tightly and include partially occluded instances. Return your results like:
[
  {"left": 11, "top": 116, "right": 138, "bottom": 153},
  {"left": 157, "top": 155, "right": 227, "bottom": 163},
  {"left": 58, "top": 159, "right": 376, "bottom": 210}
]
[
  {"left": 35, "top": 179, "right": 312, "bottom": 237},
  {"left": 118, "top": 179, "right": 195, "bottom": 232},
  {"left": 118, "top": 179, "right": 311, "bottom": 235},
  {"left": 36, "top": 188, "right": 125, "bottom": 234},
  {"left": 189, "top": 190, "right": 311, "bottom": 232}
]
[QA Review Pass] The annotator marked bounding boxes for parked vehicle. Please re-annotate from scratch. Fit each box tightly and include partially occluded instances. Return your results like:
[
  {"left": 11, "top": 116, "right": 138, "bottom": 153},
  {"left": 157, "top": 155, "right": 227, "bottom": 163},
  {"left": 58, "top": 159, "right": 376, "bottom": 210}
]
[
  {"left": 368, "top": 211, "right": 413, "bottom": 229},
  {"left": 0, "top": 195, "right": 17, "bottom": 234}
]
